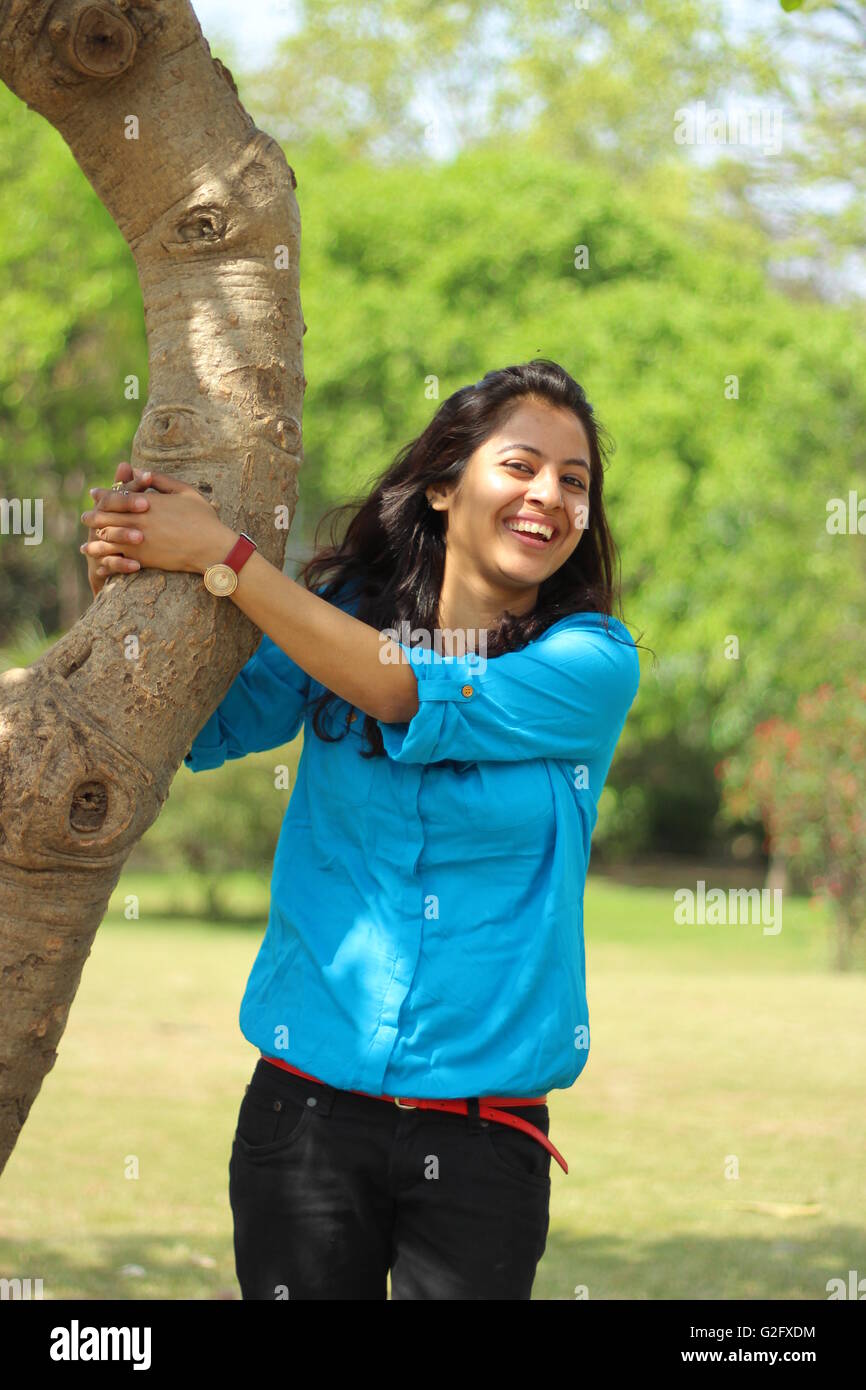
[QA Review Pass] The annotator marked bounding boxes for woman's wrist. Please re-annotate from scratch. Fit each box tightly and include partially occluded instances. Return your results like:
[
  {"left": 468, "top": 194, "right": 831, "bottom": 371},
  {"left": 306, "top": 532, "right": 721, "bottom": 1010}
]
[{"left": 187, "top": 522, "right": 239, "bottom": 575}]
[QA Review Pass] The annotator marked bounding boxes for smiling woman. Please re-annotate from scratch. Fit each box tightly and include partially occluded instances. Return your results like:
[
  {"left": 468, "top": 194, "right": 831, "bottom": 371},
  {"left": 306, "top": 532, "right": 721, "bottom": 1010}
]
[
  {"left": 500, "top": 442, "right": 591, "bottom": 545},
  {"left": 439, "top": 409, "right": 593, "bottom": 572},
  {"left": 80, "top": 358, "right": 643, "bottom": 1302}
]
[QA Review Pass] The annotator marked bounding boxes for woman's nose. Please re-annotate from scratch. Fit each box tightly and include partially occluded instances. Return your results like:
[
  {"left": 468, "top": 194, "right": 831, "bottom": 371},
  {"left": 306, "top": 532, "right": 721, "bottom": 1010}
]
[{"left": 525, "top": 481, "right": 563, "bottom": 509}]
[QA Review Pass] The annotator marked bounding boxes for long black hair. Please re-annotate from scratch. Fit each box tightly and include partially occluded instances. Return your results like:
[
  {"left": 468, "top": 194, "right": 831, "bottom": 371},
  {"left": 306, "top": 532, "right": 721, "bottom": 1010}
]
[{"left": 299, "top": 358, "right": 638, "bottom": 756}]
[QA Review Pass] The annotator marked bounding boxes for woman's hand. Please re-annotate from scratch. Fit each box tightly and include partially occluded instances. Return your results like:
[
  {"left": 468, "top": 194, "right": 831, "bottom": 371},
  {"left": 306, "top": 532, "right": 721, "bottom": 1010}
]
[
  {"left": 81, "top": 460, "right": 151, "bottom": 598},
  {"left": 81, "top": 466, "right": 236, "bottom": 592}
]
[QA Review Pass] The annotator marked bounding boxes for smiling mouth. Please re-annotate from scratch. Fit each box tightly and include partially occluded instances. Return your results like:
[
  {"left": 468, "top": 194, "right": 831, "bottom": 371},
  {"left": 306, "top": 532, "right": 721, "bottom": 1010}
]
[{"left": 503, "top": 518, "right": 556, "bottom": 547}]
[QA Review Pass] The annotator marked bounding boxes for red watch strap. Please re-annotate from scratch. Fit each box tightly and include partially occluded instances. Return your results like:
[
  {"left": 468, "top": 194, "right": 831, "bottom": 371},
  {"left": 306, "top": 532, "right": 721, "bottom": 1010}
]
[{"left": 223, "top": 532, "right": 257, "bottom": 574}]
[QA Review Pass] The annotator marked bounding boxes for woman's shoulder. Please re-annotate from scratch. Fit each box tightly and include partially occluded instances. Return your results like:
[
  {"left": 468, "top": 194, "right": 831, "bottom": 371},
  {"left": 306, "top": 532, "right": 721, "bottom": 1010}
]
[
  {"left": 540, "top": 609, "right": 637, "bottom": 649},
  {"left": 536, "top": 610, "right": 641, "bottom": 699}
]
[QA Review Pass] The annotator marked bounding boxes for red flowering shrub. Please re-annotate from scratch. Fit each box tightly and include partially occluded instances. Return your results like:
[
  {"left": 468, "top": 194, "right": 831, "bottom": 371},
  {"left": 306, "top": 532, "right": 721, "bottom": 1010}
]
[{"left": 717, "top": 676, "right": 866, "bottom": 968}]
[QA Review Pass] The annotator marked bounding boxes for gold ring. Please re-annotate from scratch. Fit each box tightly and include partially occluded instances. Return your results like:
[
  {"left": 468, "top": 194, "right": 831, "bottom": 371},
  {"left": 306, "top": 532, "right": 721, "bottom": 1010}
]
[{"left": 111, "top": 481, "right": 128, "bottom": 492}]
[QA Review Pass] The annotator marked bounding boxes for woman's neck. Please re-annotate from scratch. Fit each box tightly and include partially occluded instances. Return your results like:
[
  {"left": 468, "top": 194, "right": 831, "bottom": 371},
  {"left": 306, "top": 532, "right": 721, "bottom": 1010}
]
[{"left": 436, "top": 572, "right": 537, "bottom": 636}]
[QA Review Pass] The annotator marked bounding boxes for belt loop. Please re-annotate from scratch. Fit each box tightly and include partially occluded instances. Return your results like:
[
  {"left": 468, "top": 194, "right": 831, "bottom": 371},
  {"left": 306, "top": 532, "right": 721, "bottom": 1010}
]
[
  {"left": 465, "top": 1097, "right": 483, "bottom": 1133},
  {"left": 306, "top": 1075, "right": 336, "bottom": 1118}
]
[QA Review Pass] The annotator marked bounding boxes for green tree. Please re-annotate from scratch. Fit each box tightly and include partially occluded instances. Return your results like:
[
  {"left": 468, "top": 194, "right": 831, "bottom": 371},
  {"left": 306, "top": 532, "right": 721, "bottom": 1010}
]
[
  {"left": 5, "top": 122, "right": 864, "bottom": 865},
  {"left": 708, "top": 0, "right": 866, "bottom": 304},
  {"left": 0, "top": 85, "right": 147, "bottom": 641},
  {"left": 249, "top": 0, "right": 770, "bottom": 171}
]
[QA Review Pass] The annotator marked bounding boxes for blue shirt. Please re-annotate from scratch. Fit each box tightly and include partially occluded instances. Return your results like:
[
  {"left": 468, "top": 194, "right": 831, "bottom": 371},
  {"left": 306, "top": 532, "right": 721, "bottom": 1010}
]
[{"left": 184, "top": 589, "right": 640, "bottom": 1097}]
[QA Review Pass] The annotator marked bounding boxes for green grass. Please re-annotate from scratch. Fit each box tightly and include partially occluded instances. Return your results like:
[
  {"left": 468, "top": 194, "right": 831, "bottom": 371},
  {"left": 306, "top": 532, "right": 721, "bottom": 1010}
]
[{"left": 0, "top": 873, "right": 863, "bottom": 1300}]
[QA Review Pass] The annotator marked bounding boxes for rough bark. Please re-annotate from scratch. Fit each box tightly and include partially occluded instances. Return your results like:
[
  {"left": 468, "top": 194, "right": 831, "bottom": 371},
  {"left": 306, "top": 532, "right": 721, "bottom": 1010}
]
[{"left": 0, "top": 0, "right": 304, "bottom": 1175}]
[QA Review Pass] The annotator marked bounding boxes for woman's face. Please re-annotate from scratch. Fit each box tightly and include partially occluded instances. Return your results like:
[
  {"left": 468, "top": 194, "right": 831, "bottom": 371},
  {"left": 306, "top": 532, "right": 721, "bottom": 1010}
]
[{"left": 427, "top": 397, "right": 592, "bottom": 606}]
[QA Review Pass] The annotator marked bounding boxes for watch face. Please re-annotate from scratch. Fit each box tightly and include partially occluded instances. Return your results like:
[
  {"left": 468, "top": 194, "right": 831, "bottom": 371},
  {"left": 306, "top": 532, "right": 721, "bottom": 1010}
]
[{"left": 204, "top": 563, "right": 238, "bottom": 596}]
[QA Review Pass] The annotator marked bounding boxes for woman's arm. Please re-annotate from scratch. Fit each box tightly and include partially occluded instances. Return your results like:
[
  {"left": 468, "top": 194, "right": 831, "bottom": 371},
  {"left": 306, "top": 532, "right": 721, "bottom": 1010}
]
[
  {"left": 374, "top": 613, "right": 641, "bottom": 766},
  {"left": 82, "top": 471, "right": 419, "bottom": 726},
  {"left": 204, "top": 542, "right": 419, "bottom": 727},
  {"left": 184, "top": 634, "right": 311, "bottom": 772}
]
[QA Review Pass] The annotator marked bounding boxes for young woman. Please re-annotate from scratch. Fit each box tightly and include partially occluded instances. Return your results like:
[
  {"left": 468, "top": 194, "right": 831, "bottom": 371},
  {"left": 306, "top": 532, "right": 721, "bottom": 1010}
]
[{"left": 80, "top": 360, "right": 642, "bottom": 1301}]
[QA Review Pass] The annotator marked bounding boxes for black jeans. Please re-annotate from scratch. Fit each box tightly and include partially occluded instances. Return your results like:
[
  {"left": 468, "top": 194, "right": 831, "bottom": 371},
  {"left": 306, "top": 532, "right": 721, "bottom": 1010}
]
[{"left": 228, "top": 1058, "right": 551, "bottom": 1300}]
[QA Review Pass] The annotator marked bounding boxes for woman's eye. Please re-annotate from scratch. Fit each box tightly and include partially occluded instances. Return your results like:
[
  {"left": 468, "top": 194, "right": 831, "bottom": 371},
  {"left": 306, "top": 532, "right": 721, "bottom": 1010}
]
[{"left": 506, "top": 461, "right": 586, "bottom": 490}]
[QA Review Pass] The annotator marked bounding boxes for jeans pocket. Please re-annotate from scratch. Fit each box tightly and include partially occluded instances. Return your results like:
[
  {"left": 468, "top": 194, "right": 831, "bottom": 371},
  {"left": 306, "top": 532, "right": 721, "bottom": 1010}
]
[
  {"left": 233, "top": 1080, "right": 314, "bottom": 1158},
  {"left": 483, "top": 1109, "right": 552, "bottom": 1188}
]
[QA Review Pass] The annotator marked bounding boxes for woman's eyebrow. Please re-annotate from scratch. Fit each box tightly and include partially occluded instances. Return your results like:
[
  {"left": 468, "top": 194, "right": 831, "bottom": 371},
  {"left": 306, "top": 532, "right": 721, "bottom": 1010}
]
[{"left": 496, "top": 443, "right": 591, "bottom": 475}]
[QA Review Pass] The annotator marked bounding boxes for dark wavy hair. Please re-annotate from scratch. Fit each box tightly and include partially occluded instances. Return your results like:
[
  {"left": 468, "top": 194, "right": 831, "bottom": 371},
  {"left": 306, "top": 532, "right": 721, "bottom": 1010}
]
[{"left": 298, "top": 358, "right": 639, "bottom": 757}]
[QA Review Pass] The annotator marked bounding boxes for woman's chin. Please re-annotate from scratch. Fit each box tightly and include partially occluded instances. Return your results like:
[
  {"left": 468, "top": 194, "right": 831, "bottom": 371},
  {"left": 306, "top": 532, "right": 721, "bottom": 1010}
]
[
  {"left": 495, "top": 544, "right": 550, "bottom": 579},
  {"left": 489, "top": 557, "right": 547, "bottom": 596}
]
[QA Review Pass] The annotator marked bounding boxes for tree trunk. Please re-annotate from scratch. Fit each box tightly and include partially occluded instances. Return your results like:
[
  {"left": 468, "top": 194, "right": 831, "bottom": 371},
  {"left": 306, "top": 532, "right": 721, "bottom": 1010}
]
[
  {"left": 833, "top": 906, "right": 857, "bottom": 972},
  {"left": 764, "top": 848, "right": 788, "bottom": 897},
  {"left": 0, "top": 0, "right": 304, "bottom": 1176},
  {"left": 204, "top": 877, "right": 224, "bottom": 923}
]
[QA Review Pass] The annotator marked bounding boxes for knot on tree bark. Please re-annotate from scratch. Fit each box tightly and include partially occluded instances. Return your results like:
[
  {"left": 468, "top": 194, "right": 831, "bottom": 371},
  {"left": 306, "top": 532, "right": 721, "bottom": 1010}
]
[
  {"left": 49, "top": 2, "right": 138, "bottom": 78},
  {"left": 0, "top": 666, "right": 164, "bottom": 873}
]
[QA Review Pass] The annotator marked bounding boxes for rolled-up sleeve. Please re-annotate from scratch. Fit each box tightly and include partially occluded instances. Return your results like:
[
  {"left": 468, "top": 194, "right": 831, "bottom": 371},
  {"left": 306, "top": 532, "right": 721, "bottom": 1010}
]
[
  {"left": 183, "top": 633, "right": 310, "bottom": 773},
  {"left": 375, "top": 613, "right": 640, "bottom": 766}
]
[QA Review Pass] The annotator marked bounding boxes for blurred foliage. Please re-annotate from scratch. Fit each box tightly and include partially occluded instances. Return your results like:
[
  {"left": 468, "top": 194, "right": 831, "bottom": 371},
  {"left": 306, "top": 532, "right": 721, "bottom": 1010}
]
[
  {"left": 126, "top": 739, "right": 303, "bottom": 917},
  {"left": 245, "top": 0, "right": 866, "bottom": 300},
  {"left": 2, "top": 4, "right": 864, "bottom": 863},
  {"left": 718, "top": 675, "right": 866, "bottom": 967},
  {"left": 251, "top": 0, "right": 765, "bottom": 172},
  {"left": 292, "top": 140, "right": 866, "bottom": 859},
  {"left": 0, "top": 86, "right": 147, "bottom": 639},
  {"left": 715, "top": 0, "right": 866, "bottom": 302}
]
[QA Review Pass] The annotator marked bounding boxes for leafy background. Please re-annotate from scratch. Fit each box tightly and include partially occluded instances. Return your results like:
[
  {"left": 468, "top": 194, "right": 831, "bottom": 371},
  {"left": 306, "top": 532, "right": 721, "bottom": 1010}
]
[{"left": 1, "top": 0, "right": 864, "bottom": 870}]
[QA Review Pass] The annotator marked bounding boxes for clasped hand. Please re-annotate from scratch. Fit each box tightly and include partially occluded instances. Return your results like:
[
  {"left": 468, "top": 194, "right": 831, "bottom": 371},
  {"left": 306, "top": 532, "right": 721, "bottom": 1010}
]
[{"left": 80, "top": 462, "right": 234, "bottom": 589}]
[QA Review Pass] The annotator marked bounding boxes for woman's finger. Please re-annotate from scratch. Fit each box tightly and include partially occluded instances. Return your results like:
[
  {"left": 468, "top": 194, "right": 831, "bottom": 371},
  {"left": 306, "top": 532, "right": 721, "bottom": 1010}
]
[
  {"left": 134, "top": 469, "right": 200, "bottom": 496},
  {"left": 88, "top": 478, "right": 152, "bottom": 504},
  {"left": 84, "top": 496, "right": 150, "bottom": 516},
  {"left": 95, "top": 555, "right": 140, "bottom": 576},
  {"left": 93, "top": 525, "right": 143, "bottom": 545},
  {"left": 81, "top": 527, "right": 143, "bottom": 553},
  {"left": 92, "top": 556, "right": 139, "bottom": 572},
  {"left": 90, "top": 467, "right": 151, "bottom": 500},
  {"left": 89, "top": 551, "right": 140, "bottom": 575},
  {"left": 91, "top": 471, "right": 173, "bottom": 496},
  {"left": 81, "top": 498, "right": 149, "bottom": 526}
]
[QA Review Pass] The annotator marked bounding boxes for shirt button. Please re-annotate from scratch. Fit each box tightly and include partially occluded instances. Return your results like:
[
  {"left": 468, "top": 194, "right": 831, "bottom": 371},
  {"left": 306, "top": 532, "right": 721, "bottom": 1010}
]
[
  {"left": 306, "top": 1096, "right": 318, "bottom": 1107},
  {"left": 461, "top": 684, "right": 474, "bottom": 698}
]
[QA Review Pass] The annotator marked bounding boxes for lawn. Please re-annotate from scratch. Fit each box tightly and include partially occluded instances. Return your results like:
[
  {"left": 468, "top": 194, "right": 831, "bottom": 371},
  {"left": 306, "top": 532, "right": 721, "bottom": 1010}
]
[{"left": 0, "top": 871, "right": 862, "bottom": 1300}]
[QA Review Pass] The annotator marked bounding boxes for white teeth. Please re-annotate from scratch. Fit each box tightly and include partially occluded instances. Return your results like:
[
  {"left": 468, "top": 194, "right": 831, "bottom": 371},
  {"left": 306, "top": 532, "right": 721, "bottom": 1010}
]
[{"left": 505, "top": 519, "right": 554, "bottom": 540}]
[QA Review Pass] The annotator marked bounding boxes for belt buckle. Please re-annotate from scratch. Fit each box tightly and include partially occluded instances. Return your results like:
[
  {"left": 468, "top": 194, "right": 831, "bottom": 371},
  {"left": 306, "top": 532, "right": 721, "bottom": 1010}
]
[{"left": 394, "top": 1097, "right": 417, "bottom": 1109}]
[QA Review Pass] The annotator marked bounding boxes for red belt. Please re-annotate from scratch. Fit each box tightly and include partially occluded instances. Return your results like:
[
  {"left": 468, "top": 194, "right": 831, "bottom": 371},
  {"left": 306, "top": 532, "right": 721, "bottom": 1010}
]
[{"left": 261, "top": 1054, "right": 568, "bottom": 1175}]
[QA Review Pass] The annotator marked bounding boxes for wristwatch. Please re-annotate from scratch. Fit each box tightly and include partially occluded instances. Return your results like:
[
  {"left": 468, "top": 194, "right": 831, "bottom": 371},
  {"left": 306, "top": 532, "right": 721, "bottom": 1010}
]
[{"left": 203, "top": 532, "right": 257, "bottom": 596}]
